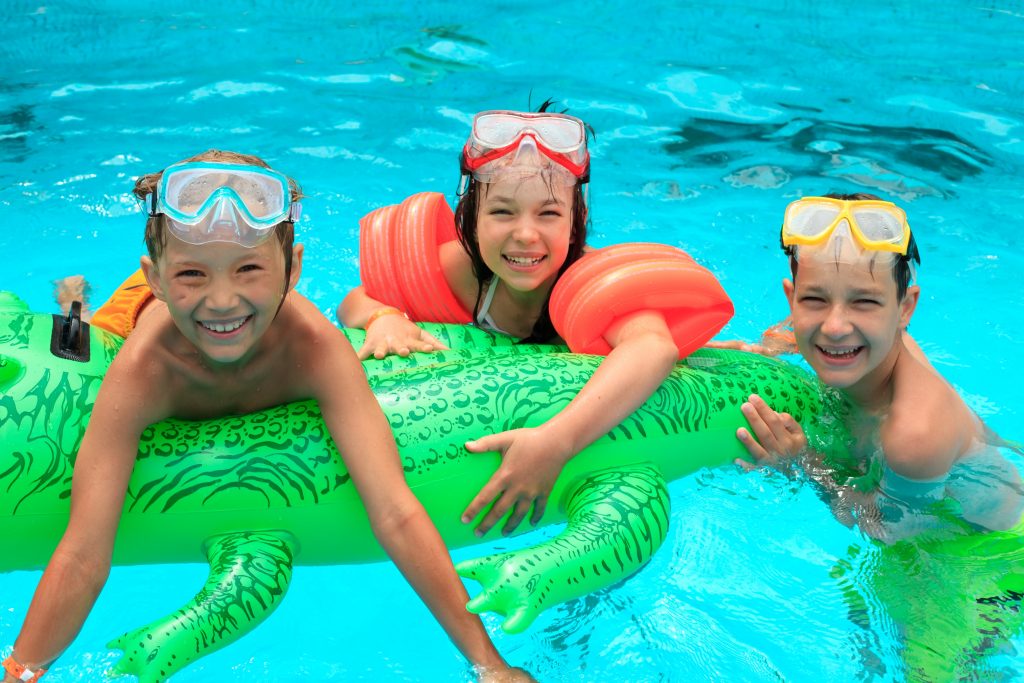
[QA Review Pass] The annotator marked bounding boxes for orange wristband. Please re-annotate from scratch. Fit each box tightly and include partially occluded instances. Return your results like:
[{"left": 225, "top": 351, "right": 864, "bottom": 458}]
[
  {"left": 3, "top": 655, "right": 47, "bottom": 682},
  {"left": 365, "top": 306, "right": 407, "bottom": 329}
]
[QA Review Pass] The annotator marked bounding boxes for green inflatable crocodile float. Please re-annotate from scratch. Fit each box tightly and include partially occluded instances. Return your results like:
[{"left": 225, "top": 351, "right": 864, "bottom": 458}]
[{"left": 9, "top": 288, "right": 1017, "bottom": 681}]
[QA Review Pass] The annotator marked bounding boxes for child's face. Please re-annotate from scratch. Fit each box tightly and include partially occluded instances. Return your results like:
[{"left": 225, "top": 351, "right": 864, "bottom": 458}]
[
  {"left": 784, "top": 257, "right": 917, "bottom": 396},
  {"left": 475, "top": 173, "right": 574, "bottom": 295},
  {"left": 143, "top": 234, "right": 300, "bottom": 365}
]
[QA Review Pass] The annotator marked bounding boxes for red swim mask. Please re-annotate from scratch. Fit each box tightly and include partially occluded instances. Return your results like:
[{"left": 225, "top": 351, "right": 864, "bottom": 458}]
[{"left": 461, "top": 110, "right": 590, "bottom": 183}]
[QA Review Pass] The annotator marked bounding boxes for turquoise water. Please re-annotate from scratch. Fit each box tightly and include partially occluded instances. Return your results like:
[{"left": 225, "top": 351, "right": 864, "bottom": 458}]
[{"left": 1, "top": 1, "right": 1023, "bottom": 680}]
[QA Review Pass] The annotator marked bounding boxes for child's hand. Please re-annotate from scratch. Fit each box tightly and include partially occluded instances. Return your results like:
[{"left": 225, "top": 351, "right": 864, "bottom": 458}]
[
  {"left": 357, "top": 315, "right": 448, "bottom": 360},
  {"left": 736, "top": 394, "right": 807, "bottom": 468},
  {"left": 461, "top": 427, "right": 572, "bottom": 536},
  {"left": 475, "top": 666, "right": 537, "bottom": 682}
]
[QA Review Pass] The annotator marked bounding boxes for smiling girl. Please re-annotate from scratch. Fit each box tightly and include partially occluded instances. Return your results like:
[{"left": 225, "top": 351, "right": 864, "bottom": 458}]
[{"left": 339, "top": 105, "right": 733, "bottom": 537}]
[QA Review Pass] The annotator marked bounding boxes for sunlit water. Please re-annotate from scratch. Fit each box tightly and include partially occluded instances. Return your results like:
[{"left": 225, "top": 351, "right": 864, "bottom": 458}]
[{"left": 1, "top": 1, "right": 1022, "bottom": 681}]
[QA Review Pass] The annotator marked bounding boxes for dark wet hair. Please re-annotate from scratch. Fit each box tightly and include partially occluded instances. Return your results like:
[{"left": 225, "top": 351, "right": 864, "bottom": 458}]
[
  {"left": 455, "top": 100, "right": 591, "bottom": 343},
  {"left": 783, "top": 192, "right": 921, "bottom": 300}
]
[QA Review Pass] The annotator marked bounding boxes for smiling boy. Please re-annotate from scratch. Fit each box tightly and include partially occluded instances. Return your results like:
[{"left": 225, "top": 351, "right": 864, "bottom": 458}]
[
  {"left": 2, "top": 151, "right": 529, "bottom": 683},
  {"left": 733, "top": 193, "right": 1022, "bottom": 538}
]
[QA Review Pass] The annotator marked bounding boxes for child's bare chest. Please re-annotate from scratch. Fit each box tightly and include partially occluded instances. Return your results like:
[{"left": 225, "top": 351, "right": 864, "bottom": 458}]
[{"left": 166, "top": 357, "right": 305, "bottom": 420}]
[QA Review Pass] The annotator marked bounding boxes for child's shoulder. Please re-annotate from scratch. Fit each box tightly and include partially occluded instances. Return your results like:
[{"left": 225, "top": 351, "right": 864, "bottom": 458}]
[
  {"left": 883, "top": 356, "right": 975, "bottom": 478},
  {"left": 282, "top": 291, "right": 344, "bottom": 342}
]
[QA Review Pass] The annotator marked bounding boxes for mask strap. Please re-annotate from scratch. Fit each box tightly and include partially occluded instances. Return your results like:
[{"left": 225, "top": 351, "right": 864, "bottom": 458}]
[{"left": 144, "top": 190, "right": 159, "bottom": 217}]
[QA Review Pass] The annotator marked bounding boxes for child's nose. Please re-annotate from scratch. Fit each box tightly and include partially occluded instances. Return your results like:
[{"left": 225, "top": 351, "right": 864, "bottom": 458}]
[
  {"left": 511, "top": 218, "right": 540, "bottom": 242},
  {"left": 820, "top": 306, "right": 853, "bottom": 338},
  {"left": 204, "top": 285, "right": 240, "bottom": 312}
]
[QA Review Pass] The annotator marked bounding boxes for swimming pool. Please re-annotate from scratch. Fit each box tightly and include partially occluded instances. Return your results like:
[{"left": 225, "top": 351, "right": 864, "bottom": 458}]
[{"left": 1, "top": 1, "right": 1022, "bottom": 680}]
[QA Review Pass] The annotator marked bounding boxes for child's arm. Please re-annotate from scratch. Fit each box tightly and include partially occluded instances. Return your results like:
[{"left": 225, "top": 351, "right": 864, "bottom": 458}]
[
  {"left": 461, "top": 311, "right": 679, "bottom": 535},
  {"left": 307, "top": 328, "right": 522, "bottom": 677},
  {"left": 706, "top": 316, "right": 798, "bottom": 357},
  {"left": 7, "top": 355, "right": 162, "bottom": 675},
  {"left": 337, "top": 285, "right": 448, "bottom": 360}
]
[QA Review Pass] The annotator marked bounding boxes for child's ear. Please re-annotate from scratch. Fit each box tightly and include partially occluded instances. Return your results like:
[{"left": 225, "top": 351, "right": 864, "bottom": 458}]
[
  {"left": 782, "top": 278, "right": 795, "bottom": 307},
  {"left": 899, "top": 285, "right": 920, "bottom": 329},
  {"left": 287, "top": 243, "right": 304, "bottom": 292},
  {"left": 140, "top": 255, "right": 167, "bottom": 302}
]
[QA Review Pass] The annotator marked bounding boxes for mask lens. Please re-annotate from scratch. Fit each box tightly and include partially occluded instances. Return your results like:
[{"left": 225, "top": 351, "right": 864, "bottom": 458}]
[
  {"left": 472, "top": 112, "right": 584, "bottom": 153},
  {"left": 851, "top": 206, "right": 905, "bottom": 243},
  {"left": 160, "top": 164, "right": 289, "bottom": 225},
  {"left": 529, "top": 117, "right": 584, "bottom": 151},
  {"left": 785, "top": 202, "right": 842, "bottom": 238},
  {"left": 473, "top": 113, "right": 527, "bottom": 147}
]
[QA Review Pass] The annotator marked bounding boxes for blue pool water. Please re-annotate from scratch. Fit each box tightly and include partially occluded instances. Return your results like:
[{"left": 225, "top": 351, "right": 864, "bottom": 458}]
[{"left": 1, "top": 1, "right": 1023, "bottom": 680}]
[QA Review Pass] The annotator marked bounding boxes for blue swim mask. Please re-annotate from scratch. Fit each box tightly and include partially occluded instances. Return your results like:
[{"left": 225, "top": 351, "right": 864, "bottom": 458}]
[{"left": 144, "top": 162, "right": 302, "bottom": 248}]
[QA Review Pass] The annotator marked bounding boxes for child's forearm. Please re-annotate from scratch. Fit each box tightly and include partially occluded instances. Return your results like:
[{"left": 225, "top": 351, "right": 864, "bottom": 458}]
[
  {"left": 337, "top": 286, "right": 395, "bottom": 328},
  {"left": 540, "top": 331, "right": 678, "bottom": 456},
  {"left": 368, "top": 499, "right": 506, "bottom": 670},
  {"left": 10, "top": 542, "right": 110, "bottom": 674}
]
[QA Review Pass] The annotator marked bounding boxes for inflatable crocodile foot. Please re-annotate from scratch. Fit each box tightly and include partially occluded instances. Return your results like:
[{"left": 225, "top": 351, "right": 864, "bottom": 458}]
[
  {"left": 107, "top": 532, "right": 295, "bottom": 683},
  {"left": 457, "top": 464, "right": 670, "bottom": 633}
]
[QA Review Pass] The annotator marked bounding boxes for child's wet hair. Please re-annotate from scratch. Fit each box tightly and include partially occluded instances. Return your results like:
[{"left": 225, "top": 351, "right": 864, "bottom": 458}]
[
  {"left": 783, "top": 192, "right": 921, "bottom": 300},
  {"left": 135, "top": 149, "right": 303, "bottom": 270}
]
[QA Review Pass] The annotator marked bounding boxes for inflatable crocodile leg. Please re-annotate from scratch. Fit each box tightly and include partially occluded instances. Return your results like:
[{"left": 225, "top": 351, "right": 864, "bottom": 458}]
[
  {"left": 456, "top": 464, "right": 669, "bottom": 633},
  {"left": 108, "top": 531, "right": 295, "bottom": 683},
  {"left": 832, "top": 519, "right": 1024, "bottom": 681}
]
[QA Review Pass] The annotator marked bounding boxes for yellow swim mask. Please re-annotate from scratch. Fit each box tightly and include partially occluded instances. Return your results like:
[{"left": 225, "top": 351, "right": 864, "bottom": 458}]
[{"left": 781, "top": 197, "right": 911, "bottom": 255}]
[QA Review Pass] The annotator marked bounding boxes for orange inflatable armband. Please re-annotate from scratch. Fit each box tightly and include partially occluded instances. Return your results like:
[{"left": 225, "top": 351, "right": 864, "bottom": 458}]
[
  {"left": 359, "top": 192, "right": 472, "bottom": 323},
  {"left": 549, "top": 243, "right": 734, "bottom": 358}
]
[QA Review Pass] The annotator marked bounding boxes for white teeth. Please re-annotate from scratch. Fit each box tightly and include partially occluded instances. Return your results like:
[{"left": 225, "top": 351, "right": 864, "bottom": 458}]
[
  {"left": 820, "top": 346, "right": 860, "bottom": 358},
  {"left": 200, "top": 317, "right": 249, "bottom": 333},
  {"left": 504, "top": 255, "right": 544, "bottom": 266}
]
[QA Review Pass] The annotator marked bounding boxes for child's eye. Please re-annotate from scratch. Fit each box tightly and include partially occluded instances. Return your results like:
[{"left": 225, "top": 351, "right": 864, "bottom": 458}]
[
  {"left": 853, "top": 299, "right": 882, "bottom": 307},
  {"left": 488, "top": 207, "right": 513, "bottom": 216},
  {"left": 238, "top": 264, "right": 262, "bottom": 273},
  {"left": 176, "top": 269, "right": 204, "bottom": 278}
]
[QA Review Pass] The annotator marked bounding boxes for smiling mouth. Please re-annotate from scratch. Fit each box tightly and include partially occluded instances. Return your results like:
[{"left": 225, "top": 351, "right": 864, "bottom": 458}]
[
  {"left": 503, "top": 254, "right": 546, "bottom": 267},
  {"left": 198, "top": 315, "right": 252, "bottom": 335},
  {"left": 816, "top": 345, "right": 864, "bottom": 361}
]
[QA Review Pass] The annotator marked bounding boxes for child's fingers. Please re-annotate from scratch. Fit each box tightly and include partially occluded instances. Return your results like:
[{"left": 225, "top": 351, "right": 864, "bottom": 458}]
[
  {"left": 748, "top": 394, "right": 785, "bottom": 427},
  {"left": 475, "top": 493, "right": 512, "bottom": 536},
  {"left": 780, "top": 413, "right": 803, "bottom": 434},
  {"left": 740, "top": 401, "right": 780, "bottom": 452},
  {"left": 420, "top": 331, "right": 449, "bottom": 350},
  {"left": 529, "top": 495, "right": 547, "bottom": 525},
  {"left": 747, "top": 395, "right": 798, "bottom": 445},
  {"left": 387, "top": 335, "right": 412, "bottom": 357},
  {"left": 736, "top": 426, "right": 770, "bottom": 462},
  {"left": 465, "top": 433, "right": 506, "bottom": 454},
  {"left": 462, "top": 479, "right": 502, "bottom": 525},
  {"left": 411, "top": 338, "right": 443, "bottom": 354},
  {"left": 501, "top": 498, "right": 533, "bottom": 535}
]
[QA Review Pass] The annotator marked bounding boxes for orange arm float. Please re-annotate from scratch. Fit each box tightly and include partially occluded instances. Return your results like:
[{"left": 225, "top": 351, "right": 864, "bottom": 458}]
[
  {"left": 359, "top": 192, "right": 472, "bottom": 324},
  {"left": 549, "top": 243, "right": 734, "bottom": 358}
]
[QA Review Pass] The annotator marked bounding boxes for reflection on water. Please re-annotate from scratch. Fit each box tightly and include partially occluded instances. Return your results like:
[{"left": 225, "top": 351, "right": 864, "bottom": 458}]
[{"left": 662, "top": 117, "right": 992, "bottom": 199}]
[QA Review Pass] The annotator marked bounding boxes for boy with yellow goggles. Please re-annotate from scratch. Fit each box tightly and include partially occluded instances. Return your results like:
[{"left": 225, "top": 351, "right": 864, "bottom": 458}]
[{"left": 781, "top": 196, "right": 911, "bottom": 255}]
